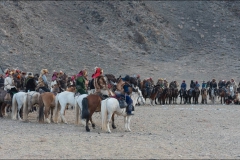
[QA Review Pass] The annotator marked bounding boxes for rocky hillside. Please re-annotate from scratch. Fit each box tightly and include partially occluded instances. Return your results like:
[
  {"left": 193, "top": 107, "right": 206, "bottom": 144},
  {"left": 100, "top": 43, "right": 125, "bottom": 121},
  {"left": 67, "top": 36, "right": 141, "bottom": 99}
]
[{"left": 0, "top": 1, "right": 240, "bottom": 83}]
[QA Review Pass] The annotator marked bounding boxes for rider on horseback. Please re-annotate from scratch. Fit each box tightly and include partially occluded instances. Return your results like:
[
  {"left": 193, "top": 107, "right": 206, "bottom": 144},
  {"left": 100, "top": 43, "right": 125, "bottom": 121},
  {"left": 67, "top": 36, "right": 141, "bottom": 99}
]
[
  {"left": 190, "top": 80, "right": 196, "bottom": 95},
  {"left": 122, "top": 75, "right": 134, "bottom": 115},
  {"left": 209, "top": 78, "right": 217, "bottom": 99},
  {"left": 4, "top": 70, "right": 18, "bottom": 98},
  {"left": 92, "top": 67, "right": 108, "bottom": 97},
  {"left": 145, "top": 77, "right": 154, "bottom": 97},
  {"left": 181, "top": 80, "right": 187, "bottom": 90},
  {"left": 156, "top": 78, "right": 164, "bottom": 89},
  {"left": 25, "top": 72, "right": 37, "bottom": 92},
  {"left": 201, "top": 81, "right": 207, "bottom": 89},
  {"left": 76, "top": 69, "right": 88, "bottom": 94},
  {"left": 195, "top": 81, "right": 200, "bottom": 89},
  {"left": 163, "top": 78, "right": 168, "bottom": 88},
  {"left": 36, "top": 69, "right": 50, "bottom": 92}
]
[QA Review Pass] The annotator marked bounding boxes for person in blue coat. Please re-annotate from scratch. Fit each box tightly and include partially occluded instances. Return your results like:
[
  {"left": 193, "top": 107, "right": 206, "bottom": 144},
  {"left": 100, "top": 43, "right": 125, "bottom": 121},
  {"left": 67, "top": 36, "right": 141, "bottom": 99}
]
[
  {"left": 122, "top": 75, "right": 134, "bottom": 115},
  {"left": 181, "top": 80, "right": 187, "bottom": 90}
]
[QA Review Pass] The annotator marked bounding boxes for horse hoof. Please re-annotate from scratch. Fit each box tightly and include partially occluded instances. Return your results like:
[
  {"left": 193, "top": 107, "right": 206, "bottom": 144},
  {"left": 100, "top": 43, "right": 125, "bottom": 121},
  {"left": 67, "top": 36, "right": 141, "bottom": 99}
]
[
  {"left": 86, "top": 126, "right": 90, "bottom": 132},
  {"left": 112, "top": 124, "right": 117, "bottom": 129}
]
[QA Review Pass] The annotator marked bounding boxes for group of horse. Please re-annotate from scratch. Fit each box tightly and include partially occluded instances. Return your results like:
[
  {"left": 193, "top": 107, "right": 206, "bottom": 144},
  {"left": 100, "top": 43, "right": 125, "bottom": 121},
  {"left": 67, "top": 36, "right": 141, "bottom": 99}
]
[
  {"left": 0, "top": 73, "right": 146, "bottom": 133},
  {"left": 141, "top": 80, "right": 240, "bottom": 105}
]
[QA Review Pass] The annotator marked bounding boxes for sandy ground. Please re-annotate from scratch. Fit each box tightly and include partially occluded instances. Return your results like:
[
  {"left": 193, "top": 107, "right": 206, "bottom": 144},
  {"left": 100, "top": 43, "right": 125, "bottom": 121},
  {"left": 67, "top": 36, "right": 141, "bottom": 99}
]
[{"left": 1, "top": 99, "right": 240, "bottom": 159}]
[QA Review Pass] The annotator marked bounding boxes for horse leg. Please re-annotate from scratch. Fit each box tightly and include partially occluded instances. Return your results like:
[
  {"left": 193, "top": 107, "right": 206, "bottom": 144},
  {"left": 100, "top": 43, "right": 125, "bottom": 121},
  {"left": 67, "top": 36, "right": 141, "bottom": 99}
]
[
  {"left": 126, "top": 116, "right": 132, "bottom": 132},
  {"left": 85, "top": 117, "right": 90, "bottom": 132},
  {"left": 0, "top": 103, "right": 4, "bottom": 117},
  {"left": 45, "top": 105, "right": 51, "bottom": 124},
  {"left": 89, "top": 113, "right": 95, "bottom": 129},
  {"left": 106, "top": 113, "right": 112, "bottom": 133},
  {"left": 50, "top": 107, "right": 54, "bottom": 123},
  {"left": 60, "top": 105, "right": 68, "bottom": 124},
  {"left": 111, "top": 114, "right": 116, "bottom": 129}
]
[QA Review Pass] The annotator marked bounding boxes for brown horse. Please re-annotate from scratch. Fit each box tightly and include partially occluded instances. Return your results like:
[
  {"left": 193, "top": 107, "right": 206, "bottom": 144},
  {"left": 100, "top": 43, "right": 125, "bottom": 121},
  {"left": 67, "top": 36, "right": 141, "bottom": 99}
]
[
  {"left": 80, "top": 94, "right": 102, "bottom": 132},
  {"left": 218, "top": 88, "right": 227, "bottom": 104},
  {"left": 201, "top": 88, "right": 208, "bottom": 104},
  {"left": 158, "top": 88, "right": 169, "bottom": 104},
  {"left": 0, "top": 88, "right": 11, "bottom": 117},
  {"left": 171, "top": 88, "right": 179, "bottom": 104},
  {"left": 38, "top": 92, "right": 56, "bottom": 123}
]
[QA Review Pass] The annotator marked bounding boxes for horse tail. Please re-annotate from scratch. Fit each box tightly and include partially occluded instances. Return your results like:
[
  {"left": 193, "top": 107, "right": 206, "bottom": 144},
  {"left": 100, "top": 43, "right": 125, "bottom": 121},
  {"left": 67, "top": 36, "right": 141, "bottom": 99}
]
[
  {"left": 75, "top": 100, "right": 80, "bottom": 125},
  {"left": 38, "top": 94, "right": 44, "bottom": 123},
  {"left": 53, "top": 94, "right": 60, "bottom": 123},
  {"left": 11, "top": 93, "right": 18, "bottom": 120},
  {"left": 81, "top": 97, "right": 89, "bottom": 119},
  {"left": 101, "top": 99, "right": 108, "bottom": 131}
]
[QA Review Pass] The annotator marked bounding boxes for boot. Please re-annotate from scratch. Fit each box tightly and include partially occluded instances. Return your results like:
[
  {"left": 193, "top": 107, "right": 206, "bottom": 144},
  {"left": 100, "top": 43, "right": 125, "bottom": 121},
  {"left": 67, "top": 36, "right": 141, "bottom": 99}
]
[{"left": 127, "top": 104, "right": 134, "bottom": 115}]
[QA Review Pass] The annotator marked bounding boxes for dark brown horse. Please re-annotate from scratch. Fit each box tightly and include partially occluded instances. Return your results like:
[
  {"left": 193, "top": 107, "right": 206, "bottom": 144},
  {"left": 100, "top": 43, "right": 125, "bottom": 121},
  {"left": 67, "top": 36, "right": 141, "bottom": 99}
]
[
  {"left": 171, "top": 88, "right": 179, "bottom": 104},
  {"left": 192, "top": 87, "right": 200, "bottom": 104},
  {"left": 218, "top": 88, "right": 227, "bottom": 104}
]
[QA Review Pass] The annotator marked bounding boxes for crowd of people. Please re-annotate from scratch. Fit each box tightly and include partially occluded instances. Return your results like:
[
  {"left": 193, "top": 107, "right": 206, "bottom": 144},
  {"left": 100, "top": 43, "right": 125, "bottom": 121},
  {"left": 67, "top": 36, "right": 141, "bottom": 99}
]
[{"left": 1, "top": 67, "right": 240, "bottom": 109}]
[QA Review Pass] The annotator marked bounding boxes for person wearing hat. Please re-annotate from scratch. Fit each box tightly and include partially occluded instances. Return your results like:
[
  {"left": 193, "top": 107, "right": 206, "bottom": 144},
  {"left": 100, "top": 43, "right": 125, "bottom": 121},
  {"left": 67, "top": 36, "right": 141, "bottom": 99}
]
[
  {"left": 181, "top": 80, "right": 187, "bottom": 91},
  {"left": 201, "top": 80, "right": 207, "bottom": 89},
  {"left": 163, "top": 79, "right": 169, "bottom": 88},
  {"left": 50, "top": 71, "right": 59, "bottom": 93},
  {"left": 36, "top": 69, "right": 50, "bottom": 92},
  {"left": 157, "top": 78, "right": 164, "bottom": 89},
  {"left": 229, "top": 78, "right": 237, "bottom": 93},
  {"left": 76, "top": 69, "right": 88, "bottom": 94},
  {"left": 195, "top": 81, "right": 200, "bottom": 89},
  {"left": 4, "top": 70, "right": 18, "bottom": 98},
  {"left": 92, "top": 67, "right": 108, "bottom": 95},
  {"left": 209, "top": 78, "right": 217, "bottom": 99},
  {"left": 189, "top": 80, "right": 196, "bottom": 95},
  {"left": 25, "top": 72, "right": 37, "bottom": 92},
  {"left": 122, "top": 75, "right": 134, "bottom": 115}
]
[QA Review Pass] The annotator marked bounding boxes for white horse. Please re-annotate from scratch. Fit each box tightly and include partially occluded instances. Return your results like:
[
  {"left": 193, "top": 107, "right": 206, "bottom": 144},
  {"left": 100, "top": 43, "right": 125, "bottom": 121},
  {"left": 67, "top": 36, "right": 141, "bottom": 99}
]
[
  {"left": 22, "top": 91, "right": 41, "bottom": 121},
  {"left": 130, "top": 86, "right": 145, "bottom": 106},
  {"left": 53, "top": 91, "right": 78, "bottom": 124},
  {"left": 75, "top": 94, "right": 88, "bottom": 126},
  {"left": 211, "top": 88, "right": 217, "bottom": 104},
  {"left": 11, "top": 92, "right": 26, "bottom": 120},
  {"left": 101, "top": 97, "right": 132, "bottom": 133}
]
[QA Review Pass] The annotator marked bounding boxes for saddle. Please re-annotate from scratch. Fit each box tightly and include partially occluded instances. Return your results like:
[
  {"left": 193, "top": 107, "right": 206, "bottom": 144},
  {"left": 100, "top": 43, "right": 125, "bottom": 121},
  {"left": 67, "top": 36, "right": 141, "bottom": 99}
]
[{"left": 113, "top": 93, "right": 127, "bottom": 109}]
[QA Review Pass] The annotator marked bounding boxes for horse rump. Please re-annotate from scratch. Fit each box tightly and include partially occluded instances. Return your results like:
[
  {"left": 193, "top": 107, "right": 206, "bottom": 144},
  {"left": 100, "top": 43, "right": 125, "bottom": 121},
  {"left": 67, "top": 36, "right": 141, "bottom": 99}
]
[{"left": 81, "top": 97, "right": 89, "bottom": 119}]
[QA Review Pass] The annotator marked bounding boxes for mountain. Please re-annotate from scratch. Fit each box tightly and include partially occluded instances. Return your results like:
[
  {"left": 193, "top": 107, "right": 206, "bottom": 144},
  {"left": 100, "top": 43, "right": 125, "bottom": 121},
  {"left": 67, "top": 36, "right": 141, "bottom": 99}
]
[{"left": 1, "top": 1, "right": 240, "bottom": 83}]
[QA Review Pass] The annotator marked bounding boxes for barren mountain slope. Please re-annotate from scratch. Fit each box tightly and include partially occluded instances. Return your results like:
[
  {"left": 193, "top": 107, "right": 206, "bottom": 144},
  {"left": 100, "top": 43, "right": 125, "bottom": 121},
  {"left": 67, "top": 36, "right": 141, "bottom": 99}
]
[{"left": 0, "top": 1, "right": 240, "bottom": 83}]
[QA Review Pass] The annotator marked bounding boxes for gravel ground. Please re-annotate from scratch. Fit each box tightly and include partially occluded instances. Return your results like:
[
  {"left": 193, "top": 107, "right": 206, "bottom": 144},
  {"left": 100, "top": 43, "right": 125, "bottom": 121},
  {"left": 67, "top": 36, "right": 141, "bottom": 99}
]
[{"left": 1, "top": 100, "right": 240, "bottom": 159}]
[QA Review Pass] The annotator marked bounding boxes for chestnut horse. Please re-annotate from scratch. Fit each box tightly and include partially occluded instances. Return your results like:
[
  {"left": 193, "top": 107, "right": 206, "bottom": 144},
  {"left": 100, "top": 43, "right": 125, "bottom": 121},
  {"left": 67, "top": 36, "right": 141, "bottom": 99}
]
[{"left": 38, "top": 92, "right": 56, "bottom": 123}]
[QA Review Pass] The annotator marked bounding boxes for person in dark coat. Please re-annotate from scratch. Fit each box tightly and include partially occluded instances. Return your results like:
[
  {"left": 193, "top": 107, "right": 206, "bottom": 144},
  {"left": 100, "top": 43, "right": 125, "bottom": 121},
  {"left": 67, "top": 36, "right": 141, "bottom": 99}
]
[
  {"left": 25, "top": 72, "right": 37, "bottom": 92},
  {"left": 122, "top": 75, "right": 134, "bottom": 115},
  {"left": 181, "top": 80, "right": 187, "bottom": 90}
]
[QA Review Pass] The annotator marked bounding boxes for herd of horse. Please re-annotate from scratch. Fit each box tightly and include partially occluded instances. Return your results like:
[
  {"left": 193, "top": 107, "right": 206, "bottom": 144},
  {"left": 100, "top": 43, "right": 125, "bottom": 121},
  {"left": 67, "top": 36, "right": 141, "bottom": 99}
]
[
  {"left": 0, "top": 74, "right": 146, "bottom": 133},
  {"left": 0, "top": 72, "right": 239, "bottom": 133}
]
